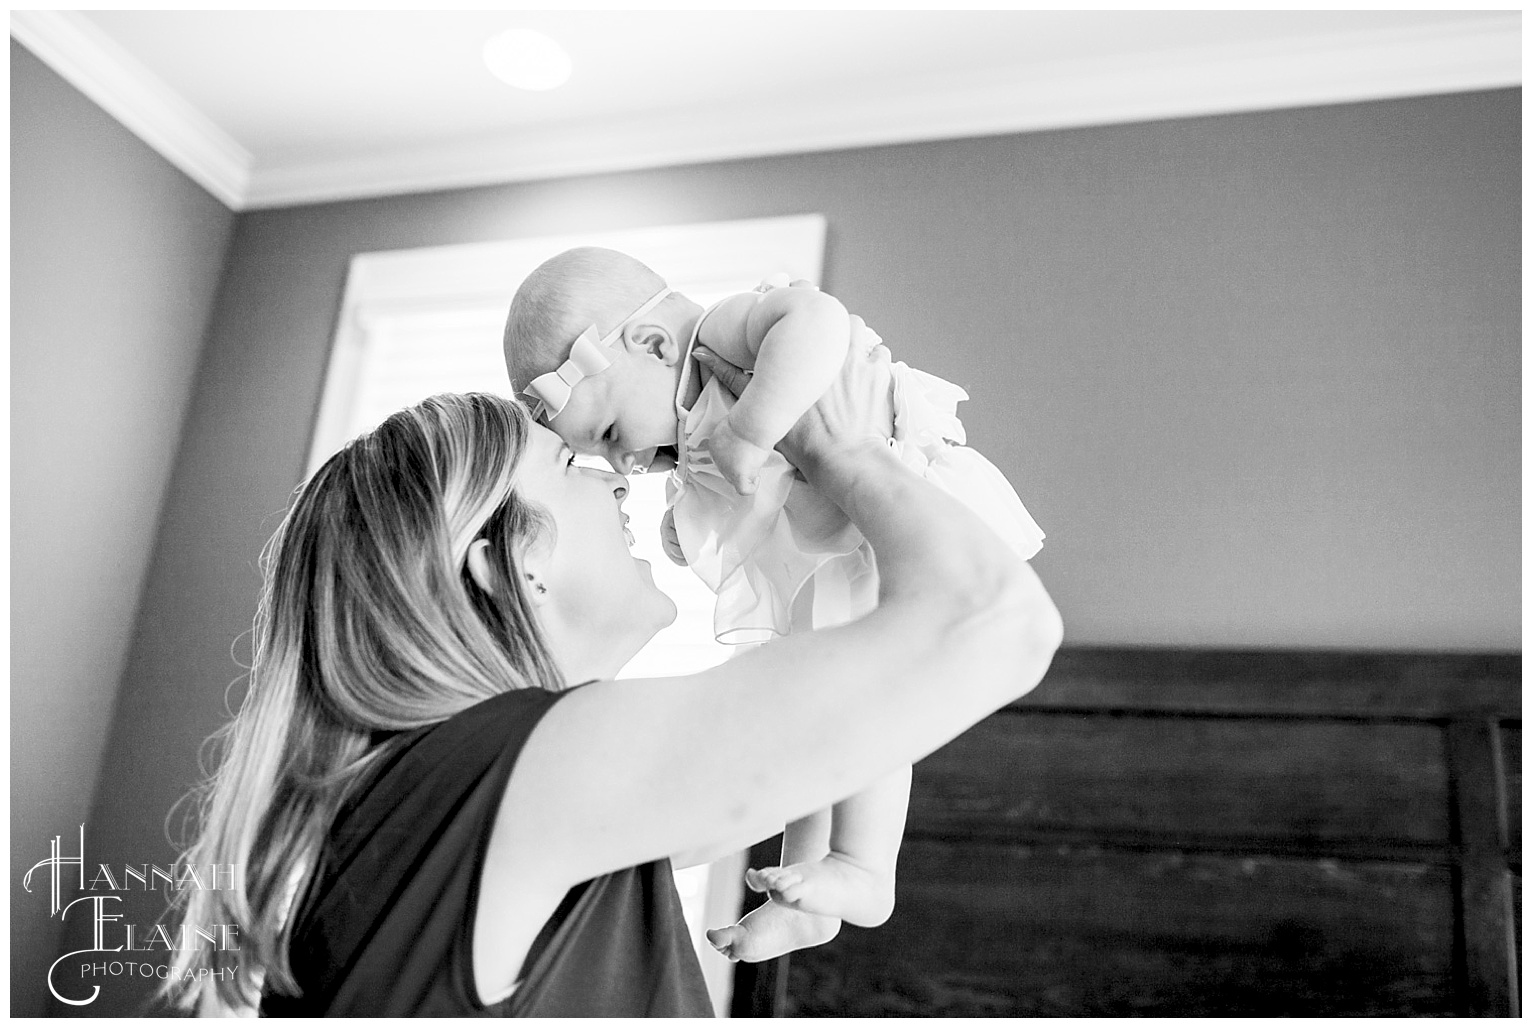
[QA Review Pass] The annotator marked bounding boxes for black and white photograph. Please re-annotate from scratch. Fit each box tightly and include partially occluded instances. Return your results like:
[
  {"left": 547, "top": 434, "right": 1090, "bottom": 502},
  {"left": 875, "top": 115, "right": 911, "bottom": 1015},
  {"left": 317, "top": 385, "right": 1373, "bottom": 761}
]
[{"left": 10, "top": 9, "right": 1521, "bottom": 1017}]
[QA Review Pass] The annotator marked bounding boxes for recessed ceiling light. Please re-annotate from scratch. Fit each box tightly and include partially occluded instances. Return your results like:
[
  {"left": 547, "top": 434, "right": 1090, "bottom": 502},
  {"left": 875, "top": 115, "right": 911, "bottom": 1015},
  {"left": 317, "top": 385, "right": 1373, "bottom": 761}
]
[{"left": 483, "top": 28, "right": 572, "bottom": 92}]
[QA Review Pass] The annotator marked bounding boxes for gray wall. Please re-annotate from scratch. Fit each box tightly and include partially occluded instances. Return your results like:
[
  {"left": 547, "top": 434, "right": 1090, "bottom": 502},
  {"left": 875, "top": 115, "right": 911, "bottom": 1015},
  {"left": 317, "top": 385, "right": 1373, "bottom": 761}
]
[
  {"left": 10, "top": 43, "right": 237, "bottom": 1017},
  {"left": 35, "top": 86, "right": 1520, "bottom": 1015}
]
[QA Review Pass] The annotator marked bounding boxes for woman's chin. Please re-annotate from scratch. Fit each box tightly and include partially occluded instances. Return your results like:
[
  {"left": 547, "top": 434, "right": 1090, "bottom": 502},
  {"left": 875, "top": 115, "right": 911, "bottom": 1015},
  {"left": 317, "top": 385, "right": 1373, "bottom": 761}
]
[
  {"left": 617, "top": 602, "right": 678, "bottom": 671},
  {"left": 650, "top": 588, "right": 679, "bottom": 630}
]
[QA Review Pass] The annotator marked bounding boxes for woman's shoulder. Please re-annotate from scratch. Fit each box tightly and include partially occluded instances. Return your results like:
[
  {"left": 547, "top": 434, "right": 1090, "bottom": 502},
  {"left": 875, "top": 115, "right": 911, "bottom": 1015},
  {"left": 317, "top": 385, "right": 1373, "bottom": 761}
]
[
  {"left": 338, "top": 687, "right": 572, "bottom": 837},
  {"left": 376, "top": 685, "right": 563, "bottom": 761},
  {"left": 417, "top": 686, "right": 568, "bottom": 748},
  {"left": 279, "top": 685, "right": 586, "bottom": 1016},
  {"left": 301, "top": 686, "right": 580, "bottom": 930}
]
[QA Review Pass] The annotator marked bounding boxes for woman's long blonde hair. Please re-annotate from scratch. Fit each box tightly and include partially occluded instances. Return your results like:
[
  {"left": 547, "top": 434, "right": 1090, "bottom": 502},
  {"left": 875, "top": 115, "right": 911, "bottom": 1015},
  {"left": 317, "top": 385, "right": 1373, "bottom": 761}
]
[{"left": 163, "top": 393, "right": 564, "bottom": 1014}]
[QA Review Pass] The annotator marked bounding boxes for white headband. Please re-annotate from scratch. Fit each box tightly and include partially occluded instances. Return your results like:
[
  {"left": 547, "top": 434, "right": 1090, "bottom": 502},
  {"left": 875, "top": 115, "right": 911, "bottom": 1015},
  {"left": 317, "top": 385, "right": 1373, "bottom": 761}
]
[{"left": 520, "top": 287, "right": 674, "bottom": 421}]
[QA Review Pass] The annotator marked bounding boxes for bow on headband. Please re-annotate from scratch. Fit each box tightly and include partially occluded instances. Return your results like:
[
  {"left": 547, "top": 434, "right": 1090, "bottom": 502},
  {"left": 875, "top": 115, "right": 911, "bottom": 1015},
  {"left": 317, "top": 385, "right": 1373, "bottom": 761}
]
[{"left": 520, "top": 286, "right": 675, "bottom": 421}]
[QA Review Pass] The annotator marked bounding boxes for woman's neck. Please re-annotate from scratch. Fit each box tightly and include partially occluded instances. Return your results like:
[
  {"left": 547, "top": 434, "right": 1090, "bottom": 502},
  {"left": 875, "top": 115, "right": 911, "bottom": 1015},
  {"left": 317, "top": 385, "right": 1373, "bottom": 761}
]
[{"left": 544, "top": 614, "right": 645, "bottom": 686}]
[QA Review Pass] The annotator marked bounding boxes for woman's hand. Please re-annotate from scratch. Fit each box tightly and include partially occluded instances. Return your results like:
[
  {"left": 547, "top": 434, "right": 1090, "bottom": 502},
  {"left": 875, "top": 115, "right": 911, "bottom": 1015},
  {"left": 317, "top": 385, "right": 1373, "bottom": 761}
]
[{"left": 695, "top": 314, "right": 894, "bottom": 479}]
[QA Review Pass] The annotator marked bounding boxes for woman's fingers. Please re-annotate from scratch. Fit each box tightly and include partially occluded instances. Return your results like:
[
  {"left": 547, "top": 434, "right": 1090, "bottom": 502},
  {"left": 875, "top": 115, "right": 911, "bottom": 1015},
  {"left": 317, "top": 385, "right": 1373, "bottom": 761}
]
[
  {"left": 776, "top": 337, "right": 895, "bottom": 472},
  {"left": 694, "top": 347, "right": 751, "bottom": 399},
  {"left": 847, "top": 314, "right": 886, "bottom": 357}
]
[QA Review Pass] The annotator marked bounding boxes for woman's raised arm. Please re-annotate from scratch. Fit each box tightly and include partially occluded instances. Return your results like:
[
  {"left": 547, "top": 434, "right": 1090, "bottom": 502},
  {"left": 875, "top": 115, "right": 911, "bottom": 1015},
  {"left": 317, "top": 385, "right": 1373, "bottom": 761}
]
[{"left": 498, "top": 339, "right": 1062, "bottom": 889}]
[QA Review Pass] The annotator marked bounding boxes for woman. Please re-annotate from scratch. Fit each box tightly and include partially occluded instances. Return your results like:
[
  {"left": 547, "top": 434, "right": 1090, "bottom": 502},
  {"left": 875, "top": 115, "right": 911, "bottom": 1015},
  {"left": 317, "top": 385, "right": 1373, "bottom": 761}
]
[{"left": 165, "top": 342, "right": 1063, "bottom": 1016}]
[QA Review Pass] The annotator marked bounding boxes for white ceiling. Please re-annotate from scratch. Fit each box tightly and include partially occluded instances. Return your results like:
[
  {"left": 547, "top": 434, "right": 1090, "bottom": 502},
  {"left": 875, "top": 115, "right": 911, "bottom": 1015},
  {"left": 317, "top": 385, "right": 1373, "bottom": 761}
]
[{"left": 11, "top": 10, "right": 1520, "bottom": 211}]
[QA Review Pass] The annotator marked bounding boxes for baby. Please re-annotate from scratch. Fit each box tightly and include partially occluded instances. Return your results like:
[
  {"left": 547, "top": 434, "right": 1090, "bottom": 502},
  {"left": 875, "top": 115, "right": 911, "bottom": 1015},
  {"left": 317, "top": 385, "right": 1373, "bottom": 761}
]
[{"left": 503, "top": 247, "right": 1044, "bottom": 963}]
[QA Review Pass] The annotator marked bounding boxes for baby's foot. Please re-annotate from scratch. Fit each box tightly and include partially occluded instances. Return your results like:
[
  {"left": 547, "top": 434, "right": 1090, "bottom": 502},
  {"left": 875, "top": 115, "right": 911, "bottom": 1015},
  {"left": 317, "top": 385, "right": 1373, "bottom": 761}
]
[
  {"left": 746, "top": 853, "right": 895, "bottom": 928},
  {"left": 705, "top": 899, "right": 839, "bottom": 963}
]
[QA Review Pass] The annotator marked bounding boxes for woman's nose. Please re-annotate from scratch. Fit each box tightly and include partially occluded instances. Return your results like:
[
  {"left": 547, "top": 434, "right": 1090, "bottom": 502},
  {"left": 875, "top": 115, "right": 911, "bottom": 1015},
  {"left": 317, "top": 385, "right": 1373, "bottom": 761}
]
[
  {"left": 609, "top": 450, "right": 636, "bottom": 475},
  {"left": 594, "top": 464, "right": 629, "bottom": 500}
]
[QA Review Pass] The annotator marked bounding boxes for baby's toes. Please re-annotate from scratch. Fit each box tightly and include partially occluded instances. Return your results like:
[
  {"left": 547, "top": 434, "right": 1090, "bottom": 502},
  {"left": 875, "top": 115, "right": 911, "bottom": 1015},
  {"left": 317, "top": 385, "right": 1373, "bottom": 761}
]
[
  {"left": 744, "top": 866, "right": 779, "bottom": 893},
  {"left": 749, "top": 865, "right": 803, "bottom": 895},
  {"left": 773, "top": 878, "right": 812, "bottom": 906},
  {"left": 706, "top": 925, "right": 742, "bottom": 962}
]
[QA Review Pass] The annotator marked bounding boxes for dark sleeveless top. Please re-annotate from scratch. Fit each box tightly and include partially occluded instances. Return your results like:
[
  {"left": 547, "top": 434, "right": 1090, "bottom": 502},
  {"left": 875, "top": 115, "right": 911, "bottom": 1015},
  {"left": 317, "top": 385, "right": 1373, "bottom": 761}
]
[{"left": 260, "top": 687, "right": 714, "bottom": 1017}]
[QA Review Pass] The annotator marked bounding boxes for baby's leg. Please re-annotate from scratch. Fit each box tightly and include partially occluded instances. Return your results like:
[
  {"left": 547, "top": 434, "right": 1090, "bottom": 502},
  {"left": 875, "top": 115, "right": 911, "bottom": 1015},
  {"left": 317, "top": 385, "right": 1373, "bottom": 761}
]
[
  {"left": 748, "top": 765, "right": 911, "bottom": 927},
  {"left": 705, "top": 810, "right": 840, "bottom": 963}
]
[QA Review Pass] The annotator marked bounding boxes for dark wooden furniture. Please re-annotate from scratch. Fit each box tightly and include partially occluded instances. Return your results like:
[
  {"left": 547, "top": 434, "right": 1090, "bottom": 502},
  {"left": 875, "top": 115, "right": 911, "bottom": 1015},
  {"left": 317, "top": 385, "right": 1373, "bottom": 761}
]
[{"left": 741, "top": 647, "right": 1520, "bottom": 1017}]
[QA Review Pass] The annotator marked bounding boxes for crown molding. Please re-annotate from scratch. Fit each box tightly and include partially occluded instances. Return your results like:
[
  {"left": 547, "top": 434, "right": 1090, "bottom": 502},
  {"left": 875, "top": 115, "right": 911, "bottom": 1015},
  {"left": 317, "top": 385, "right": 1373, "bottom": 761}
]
[
  {"left": 12, "top": 12, "right": 1519, "bottom": 212},
  {"left": 11, "top": 10, "right": 251, "bottom": 209},
  {"left": 244, "top": 13, "right": 1523, "bottom": 209}
]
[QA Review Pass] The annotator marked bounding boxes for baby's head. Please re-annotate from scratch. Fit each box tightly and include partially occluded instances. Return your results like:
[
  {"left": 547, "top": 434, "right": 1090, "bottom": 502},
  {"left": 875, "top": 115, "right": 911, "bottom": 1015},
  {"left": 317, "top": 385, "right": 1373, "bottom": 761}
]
[{"left": 504, "top": 247, "right": 694, "bottom": 473}]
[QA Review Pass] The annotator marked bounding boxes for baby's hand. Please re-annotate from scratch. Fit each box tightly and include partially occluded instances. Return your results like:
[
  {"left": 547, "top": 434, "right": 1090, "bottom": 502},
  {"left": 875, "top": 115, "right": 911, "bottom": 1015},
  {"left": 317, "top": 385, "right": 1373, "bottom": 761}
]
[
  {"left": 710, "top": 417, "right": 774, "bottom": 496},
  {"left": 659, "top": 508, "right": 688, "bottom": 566}
]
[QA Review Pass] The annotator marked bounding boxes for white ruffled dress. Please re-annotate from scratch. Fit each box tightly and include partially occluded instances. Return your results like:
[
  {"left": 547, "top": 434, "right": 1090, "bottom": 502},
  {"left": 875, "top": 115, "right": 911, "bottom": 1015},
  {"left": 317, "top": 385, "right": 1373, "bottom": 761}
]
[{"left": 667, "top": 315, "right": 1045, "bottom": 645}]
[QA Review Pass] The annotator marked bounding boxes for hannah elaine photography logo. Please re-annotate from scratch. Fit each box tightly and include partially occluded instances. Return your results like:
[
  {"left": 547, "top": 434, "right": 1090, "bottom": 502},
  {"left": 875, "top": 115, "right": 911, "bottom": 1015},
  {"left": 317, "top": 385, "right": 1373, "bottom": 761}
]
[{"left": 22, "top": 825, "right": 242, "bottom": 1007}]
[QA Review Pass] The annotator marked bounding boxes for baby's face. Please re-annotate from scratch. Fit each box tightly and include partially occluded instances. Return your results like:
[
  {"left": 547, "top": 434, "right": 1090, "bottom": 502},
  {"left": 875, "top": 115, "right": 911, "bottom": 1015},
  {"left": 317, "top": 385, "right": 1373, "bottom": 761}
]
[{"left": 548, "top": 350, "right": 681, "bottom": 474}]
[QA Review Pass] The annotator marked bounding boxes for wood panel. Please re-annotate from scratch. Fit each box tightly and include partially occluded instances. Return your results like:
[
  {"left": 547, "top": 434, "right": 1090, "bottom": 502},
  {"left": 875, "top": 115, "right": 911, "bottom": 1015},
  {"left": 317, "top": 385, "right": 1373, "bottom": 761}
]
[
  {"left": 786, "top": 840, "right": 1457, "bottom": 1017},
  {"left": 1515, "top": 876, "right": 1523, "bottom": 1003},
  {"left": 911, "top": 713, "right": 1448, "bottom": 850},
  {"left": 1447, "top": 718, "right": 1520, "bottom": 1016},
  {"left": 754, "top": 648, "right": 1521, "bottom": 1017},
  {"left": 1503, "top": 722, "right": 1521, "bottom": 863},
  {"left": 1026, "top": 648, "right": 1519, "bottom": 719}
]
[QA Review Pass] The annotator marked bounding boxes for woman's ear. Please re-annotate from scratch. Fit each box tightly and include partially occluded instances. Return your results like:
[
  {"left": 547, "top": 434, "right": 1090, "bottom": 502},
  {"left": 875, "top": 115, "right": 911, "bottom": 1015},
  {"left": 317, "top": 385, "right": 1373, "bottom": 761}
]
[
  {"left": 623, "top": 321, "right": 680, "bottom": 365},
  {"left": 469, "top": 538, "right": 552, "bottom": 606},
  {"left": 517, "top": 541, "right": 554, "bottom": 607},
  {"left": 523, "top": 572, "right": 550, "bottom": 605},
  {"left": 465, "top": 539, "right": 496, "bottom": 593}
]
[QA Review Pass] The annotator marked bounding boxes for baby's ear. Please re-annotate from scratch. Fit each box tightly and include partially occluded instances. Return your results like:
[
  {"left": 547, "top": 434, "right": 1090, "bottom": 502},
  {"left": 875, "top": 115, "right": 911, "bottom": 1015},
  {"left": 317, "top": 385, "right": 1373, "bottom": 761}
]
[{"left": 622, "top": 322, "right": 681, "bottom": 365}]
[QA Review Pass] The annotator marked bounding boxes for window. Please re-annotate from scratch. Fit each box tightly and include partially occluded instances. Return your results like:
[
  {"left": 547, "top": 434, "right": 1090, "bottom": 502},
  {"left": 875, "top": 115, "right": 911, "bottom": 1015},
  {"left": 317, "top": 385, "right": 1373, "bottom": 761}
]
[{"left": 309, "top": 215, "right": 827, "bottom": 1014}]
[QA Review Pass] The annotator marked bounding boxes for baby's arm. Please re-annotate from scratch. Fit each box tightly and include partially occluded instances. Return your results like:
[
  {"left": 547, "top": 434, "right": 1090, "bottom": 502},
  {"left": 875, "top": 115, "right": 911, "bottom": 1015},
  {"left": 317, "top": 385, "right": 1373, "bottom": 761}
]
[{"left": 699, "top": 285, "right": 852, "bottom": 494}]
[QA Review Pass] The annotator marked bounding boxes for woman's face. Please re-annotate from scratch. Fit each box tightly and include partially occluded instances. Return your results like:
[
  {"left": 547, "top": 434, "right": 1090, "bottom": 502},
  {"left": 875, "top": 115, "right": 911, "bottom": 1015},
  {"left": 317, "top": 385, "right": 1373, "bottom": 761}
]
[{"left": 515, "top": 424, "right": 677, "bottom": 674}]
